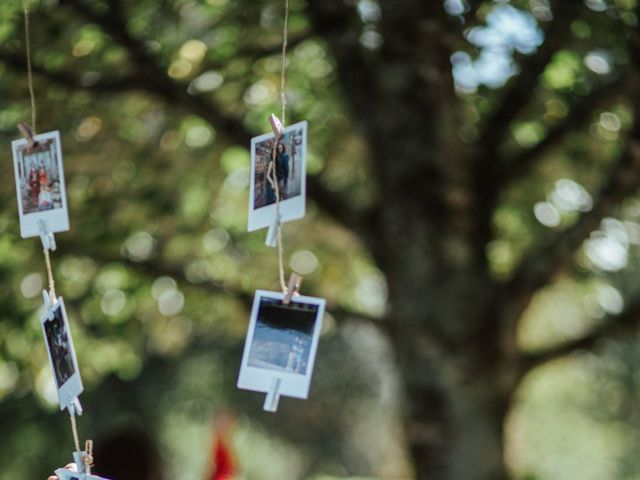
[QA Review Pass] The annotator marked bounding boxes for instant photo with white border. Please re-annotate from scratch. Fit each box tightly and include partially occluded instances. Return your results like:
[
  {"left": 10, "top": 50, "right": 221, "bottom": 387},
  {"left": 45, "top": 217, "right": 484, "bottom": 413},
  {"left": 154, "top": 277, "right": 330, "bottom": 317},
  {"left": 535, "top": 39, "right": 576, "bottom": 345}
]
[
  {"left": 12, "top": 130, "right": 70, "bottom": 238},
  {"left": 248, "top": 121, "right": 307, "bottom": 232},
  {"left": 238, "top": 290, "right": 325, "bottom": 399},
  {"left": 41, "top": 297, "right": 83, "bottom": 411}
]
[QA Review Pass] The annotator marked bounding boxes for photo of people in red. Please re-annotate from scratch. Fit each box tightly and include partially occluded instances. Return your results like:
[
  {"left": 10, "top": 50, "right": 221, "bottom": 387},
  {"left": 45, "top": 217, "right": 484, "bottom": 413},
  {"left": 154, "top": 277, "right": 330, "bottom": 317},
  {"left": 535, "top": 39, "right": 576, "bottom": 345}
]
[{"left": 16, "top": 139, "right": 62, "bottom": 214}]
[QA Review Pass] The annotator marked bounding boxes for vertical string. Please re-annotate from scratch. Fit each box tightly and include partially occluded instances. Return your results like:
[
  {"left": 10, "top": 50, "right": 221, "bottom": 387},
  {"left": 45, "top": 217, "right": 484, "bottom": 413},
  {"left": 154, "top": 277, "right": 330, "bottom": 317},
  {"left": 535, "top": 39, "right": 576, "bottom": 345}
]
[
  {"left": 23, "top": 0, "right": 54, "bottom": 300},
  {"left": 70, "top": 413, "right": 81, "bottom": 454},
  {"left": 269, "top": 139, "right": 287, "bottom": 293},
  {"left": 43, "top": 248, "right": 57, "bottom": 301},
  {"left": 273, "top": 0, "right": 290, "bottom": 294},
  {"left": 23, "top": 0, "right": 37, "bottom": 133},
  {"left": 279, "top": 0, "right": 289, "bottom": 125},
  {"left": 23, "top": 0, "right": 77, "bottom": 459}
]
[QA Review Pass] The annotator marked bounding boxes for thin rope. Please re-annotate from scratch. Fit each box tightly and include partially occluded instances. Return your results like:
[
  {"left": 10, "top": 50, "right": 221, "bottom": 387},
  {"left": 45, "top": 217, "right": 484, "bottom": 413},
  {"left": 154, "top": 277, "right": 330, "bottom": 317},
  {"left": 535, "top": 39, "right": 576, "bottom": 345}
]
[
  {"left": 269, "top": 138, "right": 287, "bottom": 293},
  {"left": 43, "top": 248, "right": 57, "bottom": 301},
  {"left": 273, "top": 0, "right": 290, "bottom": 294},
  {"left": 23, "top": 0, "right": 37, "bottom": 133},
  {"left": 279, "top": 0, "right": 289, "bottom": 125},
  {"left": 70, "top": 412, "right": 81, "bottom": 453},
  {"left": 23, "top": 0, "right": 55, "bottom": 300}
]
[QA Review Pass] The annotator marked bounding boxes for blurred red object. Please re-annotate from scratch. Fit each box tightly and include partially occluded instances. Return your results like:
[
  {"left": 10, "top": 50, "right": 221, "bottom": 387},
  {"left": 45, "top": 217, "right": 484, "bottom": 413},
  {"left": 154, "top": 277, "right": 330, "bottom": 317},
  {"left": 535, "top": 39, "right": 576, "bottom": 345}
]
[
  {"left": 208, "top": 410, "right": 237, "bottom": 480},
  {"left": 210, "top": 435, "right": 235, "bottom": 480}
]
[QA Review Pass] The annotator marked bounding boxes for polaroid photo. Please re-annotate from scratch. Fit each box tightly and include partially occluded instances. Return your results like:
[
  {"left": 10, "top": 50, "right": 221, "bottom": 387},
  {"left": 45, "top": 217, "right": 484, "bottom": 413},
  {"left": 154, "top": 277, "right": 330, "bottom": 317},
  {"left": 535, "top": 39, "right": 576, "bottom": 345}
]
[
  {"left": 12, "top": 130, "right": 70, "bottom": 238},
  {"left": 248, "top": 121, "right": 307, "bottom": 231},
  {"left": 41, "top": 297, "right": 83, "bottom": 411},
  {"left": 238, "top": 290, "right": 325, "bottom": 399}
]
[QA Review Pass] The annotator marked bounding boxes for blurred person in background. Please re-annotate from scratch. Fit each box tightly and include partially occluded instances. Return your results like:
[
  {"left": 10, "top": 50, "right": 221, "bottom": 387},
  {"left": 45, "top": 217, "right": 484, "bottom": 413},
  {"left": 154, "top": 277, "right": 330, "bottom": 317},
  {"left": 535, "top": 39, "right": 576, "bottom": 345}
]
[
  {"left": 207, "top": 409, "right": 238, "bottom": 480},
  {"left": 47, "top": 426, "right": 163, "bottom": 480}
]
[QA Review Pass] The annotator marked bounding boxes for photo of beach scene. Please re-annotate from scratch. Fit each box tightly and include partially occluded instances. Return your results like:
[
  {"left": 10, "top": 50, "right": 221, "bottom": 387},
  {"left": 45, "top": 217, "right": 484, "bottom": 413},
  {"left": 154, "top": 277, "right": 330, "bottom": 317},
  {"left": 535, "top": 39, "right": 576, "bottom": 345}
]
[{"left": 248, "top": 298, "right": 319, "bottom": 375}]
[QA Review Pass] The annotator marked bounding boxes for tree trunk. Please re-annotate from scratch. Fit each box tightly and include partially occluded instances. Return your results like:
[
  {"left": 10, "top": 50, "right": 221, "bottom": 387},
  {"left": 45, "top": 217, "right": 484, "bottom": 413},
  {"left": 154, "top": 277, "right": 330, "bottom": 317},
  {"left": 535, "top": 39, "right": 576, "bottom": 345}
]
[
  {"left": 402, "top": 372, "right": 510, "bottom": 480},
  {"left": 372, "top": 189, "right": 515, "bottom": 479},
  {"left": 387, "top": 272, "right": 513, "bottom": 479}
]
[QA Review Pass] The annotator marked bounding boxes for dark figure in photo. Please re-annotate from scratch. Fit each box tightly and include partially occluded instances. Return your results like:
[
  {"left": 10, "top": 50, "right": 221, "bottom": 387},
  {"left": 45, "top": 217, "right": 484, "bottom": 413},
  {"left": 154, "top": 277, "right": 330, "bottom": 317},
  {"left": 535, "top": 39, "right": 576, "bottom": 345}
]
[
  {"left": 274, "top": 142, "right": 289, "bottom": 195},
  {"left": 264, "top": 142, "right": 289, "bottom": 204},
  {"left": 44, "top": 311, "right": 75, "bottom": 387},
  {"left": 265, "top": 166, "right": 276, "bottom": 206}
]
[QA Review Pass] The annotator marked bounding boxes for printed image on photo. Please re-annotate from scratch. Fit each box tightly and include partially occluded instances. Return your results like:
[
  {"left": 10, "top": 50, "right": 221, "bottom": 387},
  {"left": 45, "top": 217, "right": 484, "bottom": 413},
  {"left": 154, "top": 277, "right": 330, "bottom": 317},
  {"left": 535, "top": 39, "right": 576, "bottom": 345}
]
[
  {"left": 15, "top": 139, "right": 63, "bottom": 215},
  {"left": 248, "top": 298, "right": 319, "bottom": 375},
  {"left": 253, "top": 127, "right": 304, "bottom": 210},
  {"left": 44, "top": 307, "right": 75, "bottom": 388}
]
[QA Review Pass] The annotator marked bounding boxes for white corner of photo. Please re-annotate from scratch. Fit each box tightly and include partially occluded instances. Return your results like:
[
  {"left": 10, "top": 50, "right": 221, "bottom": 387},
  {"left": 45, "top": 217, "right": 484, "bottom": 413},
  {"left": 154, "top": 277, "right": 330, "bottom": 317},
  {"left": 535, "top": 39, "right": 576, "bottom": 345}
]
[{"left": 12, "top": 130, "right": 70, "bottom": 238}]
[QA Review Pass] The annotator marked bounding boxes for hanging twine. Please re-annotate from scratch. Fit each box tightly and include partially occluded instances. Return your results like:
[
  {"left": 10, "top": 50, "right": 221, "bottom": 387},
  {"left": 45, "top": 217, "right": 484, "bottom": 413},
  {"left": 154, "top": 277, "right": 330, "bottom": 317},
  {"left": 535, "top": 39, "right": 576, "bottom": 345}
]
[
  {"left": 23, "top": 0, "right": 92, "bottom": 468},
  {"left": 23, "top": 0, "right": 36, "bottom": 133},
  {"left": 70, "top": 412, "right": 81, "bottom": 454},
  {"left": 280, "top": 0, "right": 289, "bottom": 125},
  {"left": 268, "top": 136, "right": 287, "bottom": 293},
  {"left": 23, "top": 0, "right": 78, "bottom": 459},
  {"left": 43, "top": 248, "right": 57, "bottom": 301},
  {"left": 271, "top": 0, "right": 290, "bottom": 294},
  {"left": 70, "top": 414, "right": 94, "bottom": 472},
  {"left": 22, "top": 1, "right": 57, "bottom": 302}
]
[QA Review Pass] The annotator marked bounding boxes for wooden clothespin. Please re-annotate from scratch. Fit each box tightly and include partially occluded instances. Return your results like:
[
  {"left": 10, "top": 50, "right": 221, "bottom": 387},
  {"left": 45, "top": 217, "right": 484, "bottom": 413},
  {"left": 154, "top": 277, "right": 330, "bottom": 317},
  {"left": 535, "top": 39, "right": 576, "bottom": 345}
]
[
  {"left": 17, "top": 121, "right": 38, "bottom": 151},
  {"left": 57, "top": 440, "right": 109, "bottom": 480},
  {"left": 84, "top": 440, "right": 94, "bottom": 474},
  {"left": 283, "top": 273, "right": 302, "bottom": 304},
  {"left": 269, "top": 113, "right": 283, "bottom": 138}
]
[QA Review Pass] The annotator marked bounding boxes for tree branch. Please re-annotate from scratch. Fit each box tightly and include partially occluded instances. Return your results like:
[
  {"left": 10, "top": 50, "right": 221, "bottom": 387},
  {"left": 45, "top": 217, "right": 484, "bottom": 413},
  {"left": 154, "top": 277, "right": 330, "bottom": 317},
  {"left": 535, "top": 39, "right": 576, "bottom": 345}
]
[
  {"left": 58, "top": 0, "right": 251, "bottom": 145},
  {"left": 306, "top": 0, "right": 376, "bottom": 124},
  {"left": 1, "top": 49, "right": 371, "bottom": 240},
  {"left": 472, "top": 4, "right": 583, "bottom": 252},
  {"left": 476, "top": 4, "right": 580, "bottom": 166},
  {"left": 55, "top": 239, "right": 379, "bottom": 327},
  {"left": 209, "top": 31, "right": 313, "bottom": 69},
  {"left": 0, "top": 50, "right": 133, "bottom": 93},
  {"left": 499, "top": 77, "right": 628, "bottom": 185},
  {"left": 306, "top": 175, "right": 376, "bottom": 241},
  {"left": 521, "top": 299, "right": 640, "bottom": 373},
  {"left": 2, "top": 0, "right": 373, "bottom": 238},
  {"left": 503, "top": 96, "right": 640, "bottom": 334}
]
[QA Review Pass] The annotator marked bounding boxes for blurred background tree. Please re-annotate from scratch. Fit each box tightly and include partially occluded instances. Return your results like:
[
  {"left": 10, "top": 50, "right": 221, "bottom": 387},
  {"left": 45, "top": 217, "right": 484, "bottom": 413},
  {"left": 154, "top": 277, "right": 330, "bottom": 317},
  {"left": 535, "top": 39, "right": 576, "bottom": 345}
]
[{"left": 1, "top": 0, "right": 640, "bottom": 479}]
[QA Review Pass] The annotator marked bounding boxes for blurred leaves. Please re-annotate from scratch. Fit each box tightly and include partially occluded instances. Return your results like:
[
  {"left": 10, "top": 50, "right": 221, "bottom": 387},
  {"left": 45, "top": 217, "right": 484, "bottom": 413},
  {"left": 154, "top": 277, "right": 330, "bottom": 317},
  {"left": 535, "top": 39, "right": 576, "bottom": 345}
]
[{"left": 1, "top": 0, "right": 640, "bottom": 479}]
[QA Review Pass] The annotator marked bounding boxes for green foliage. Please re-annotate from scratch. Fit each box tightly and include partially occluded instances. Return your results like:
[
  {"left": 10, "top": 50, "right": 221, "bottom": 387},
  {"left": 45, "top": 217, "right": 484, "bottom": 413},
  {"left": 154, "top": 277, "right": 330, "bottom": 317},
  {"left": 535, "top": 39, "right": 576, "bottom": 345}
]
[{"left": 1, "top": 1, "right": 640, "bottom": 479}]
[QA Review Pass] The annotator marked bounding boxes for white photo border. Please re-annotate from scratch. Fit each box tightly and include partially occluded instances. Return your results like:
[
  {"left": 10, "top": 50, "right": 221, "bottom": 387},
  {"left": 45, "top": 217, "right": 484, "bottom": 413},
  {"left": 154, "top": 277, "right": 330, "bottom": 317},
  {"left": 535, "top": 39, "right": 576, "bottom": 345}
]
[
  {"left": 12, "top": 130, "right": 70, "bottom": 238},
  {"left": 237, "top": 290, "right": 325, "bottom": 399},
  {"left": 41, "top": 296, "right": 84, "bottom": 411},
  {"left": 247, "top": 121, "right": 307, "bottom": 232}
]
